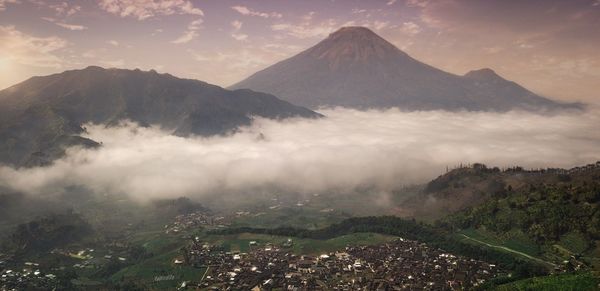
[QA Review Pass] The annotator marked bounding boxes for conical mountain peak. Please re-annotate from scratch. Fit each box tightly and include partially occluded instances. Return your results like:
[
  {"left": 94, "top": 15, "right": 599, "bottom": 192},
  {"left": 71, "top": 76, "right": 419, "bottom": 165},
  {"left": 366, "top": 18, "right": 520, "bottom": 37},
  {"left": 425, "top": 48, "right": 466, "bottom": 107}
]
[
  {"left": 231, "top": 26, "right": 579, "bottom": 112},
  {"left": 328, "top": 26, "right": 381, "bottom": 38},
  {"left": 464, "top": 68, "right": 503, "bottom": 81},
  {"left": 302, "top": 26, "right": 407, "bottom": 66}
]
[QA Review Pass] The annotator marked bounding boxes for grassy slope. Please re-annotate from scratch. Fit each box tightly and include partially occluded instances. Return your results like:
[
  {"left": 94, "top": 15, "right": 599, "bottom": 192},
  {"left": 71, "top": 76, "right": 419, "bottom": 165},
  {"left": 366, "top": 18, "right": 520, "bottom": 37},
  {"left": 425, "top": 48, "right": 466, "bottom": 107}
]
[
  {"left": 458, "top": 229, "right": 542, "bottom": 258},
  {"left": 204, "top": 232, "right": 397, "bottom": 254},
  {"left": 110, "top": 232, "right": 204, "bottom": 289},
  {"left": 455, "top": 230, "right": 555, "bottom": 269}
]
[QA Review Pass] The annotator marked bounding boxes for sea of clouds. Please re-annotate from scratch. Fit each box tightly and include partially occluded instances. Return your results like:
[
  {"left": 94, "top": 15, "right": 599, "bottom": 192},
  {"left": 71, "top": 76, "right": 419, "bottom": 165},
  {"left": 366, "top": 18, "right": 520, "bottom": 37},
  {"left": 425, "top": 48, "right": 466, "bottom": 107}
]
[{"left": 0, "top": 108, "right": 599, "bottom": 202}]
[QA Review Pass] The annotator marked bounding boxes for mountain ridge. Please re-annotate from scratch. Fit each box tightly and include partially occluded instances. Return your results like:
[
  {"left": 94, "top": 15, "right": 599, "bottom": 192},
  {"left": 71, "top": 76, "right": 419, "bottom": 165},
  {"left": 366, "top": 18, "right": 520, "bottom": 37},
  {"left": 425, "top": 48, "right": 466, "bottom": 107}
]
[{"left": 0, "top": 66, "right": 320, "bottom": 167}]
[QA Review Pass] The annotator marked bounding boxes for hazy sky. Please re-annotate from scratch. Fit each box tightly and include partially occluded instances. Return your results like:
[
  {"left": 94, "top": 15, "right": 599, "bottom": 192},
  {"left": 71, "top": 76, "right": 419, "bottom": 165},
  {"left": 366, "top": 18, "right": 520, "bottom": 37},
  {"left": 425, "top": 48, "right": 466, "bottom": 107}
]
[{"left": 0, "top": 0, "right": 599, "bottom": 103}]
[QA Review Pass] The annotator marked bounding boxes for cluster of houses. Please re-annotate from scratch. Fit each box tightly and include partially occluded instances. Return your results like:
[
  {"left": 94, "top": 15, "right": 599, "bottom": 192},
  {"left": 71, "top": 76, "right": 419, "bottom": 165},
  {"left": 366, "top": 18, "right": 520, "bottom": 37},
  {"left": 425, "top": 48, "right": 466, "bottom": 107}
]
[
  {"left": 49, "top": 246, "right": 129, "bottom": 270},
  {"left": 178, "top": 237, "right": 499, "bottom": 290},
  {"left": 0, "top": 244, "right": 134, "bottom": 290},
  {"left": 164, "top": 211, "right": 264, "bottom": 234},
  {"left": 0, "top": 264, "right": 58, "bottom": 290}
]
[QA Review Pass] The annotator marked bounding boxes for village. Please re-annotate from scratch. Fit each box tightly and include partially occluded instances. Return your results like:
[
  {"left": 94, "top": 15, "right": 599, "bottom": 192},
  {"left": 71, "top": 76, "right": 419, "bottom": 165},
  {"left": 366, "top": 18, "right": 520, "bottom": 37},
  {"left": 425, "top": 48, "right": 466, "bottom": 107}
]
[
  {"left": 164, "top": 211, "right": 231, "bottom": 234},
  {"left": 163, "top": 208, "right": 276, "bottom": 234},
  {"left": 176, "top": 237, "right": 501, "bottom": 290},
  {"left": 0, "top": 268, "right": 60, "bottom": 290},
  {"left": 0, "top": 258, "right": 61, "bottom": 291},
  {"left": 0, "top": 245, "right": 134, "bottom": 290}
]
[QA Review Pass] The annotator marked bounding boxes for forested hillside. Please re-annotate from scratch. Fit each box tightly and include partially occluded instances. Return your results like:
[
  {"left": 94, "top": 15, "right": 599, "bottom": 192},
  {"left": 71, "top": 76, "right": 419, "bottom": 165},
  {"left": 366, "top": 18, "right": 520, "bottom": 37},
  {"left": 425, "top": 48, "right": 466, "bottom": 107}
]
[{"left": 418, "top": 162, "right": 600, "bottom": 270}]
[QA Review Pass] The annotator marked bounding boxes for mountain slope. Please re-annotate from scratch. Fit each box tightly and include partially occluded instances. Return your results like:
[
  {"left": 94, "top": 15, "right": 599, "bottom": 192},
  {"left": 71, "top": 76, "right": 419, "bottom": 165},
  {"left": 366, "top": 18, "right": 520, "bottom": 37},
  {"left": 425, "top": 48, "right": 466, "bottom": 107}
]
[
  {"left": 231, "top": 26, "right": 581, "bottom": 111},
  {"left": 397, "top": 162, "right": 600, "bottom": 270},
  {"left": 0, "top": 66, "right": 320, "bottom": 167},
  {"left": 398, "top": 162, "right": 600, "bottom": 221}
]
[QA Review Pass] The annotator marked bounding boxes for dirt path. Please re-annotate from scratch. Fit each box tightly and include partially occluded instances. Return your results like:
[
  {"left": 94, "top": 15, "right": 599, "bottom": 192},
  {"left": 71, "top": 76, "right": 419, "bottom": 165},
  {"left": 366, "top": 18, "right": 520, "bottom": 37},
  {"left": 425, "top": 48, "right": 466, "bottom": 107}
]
[{"left": 200, "top": 266, "right": 210, "bottom": 282}]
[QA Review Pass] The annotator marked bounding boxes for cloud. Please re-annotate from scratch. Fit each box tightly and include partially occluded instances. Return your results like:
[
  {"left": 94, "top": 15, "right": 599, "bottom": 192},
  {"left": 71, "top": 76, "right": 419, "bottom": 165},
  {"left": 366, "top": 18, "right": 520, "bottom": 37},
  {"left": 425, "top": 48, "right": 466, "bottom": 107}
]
[
  {"left": 101, "top": 59, "right": 125, "bottom": 67},
  {"left": 186, "top": 41, "right": 303, "bottom": 85},
  {"left": 0, "top": 25, "right": 67, "bottom": 68},
  {"left": 55, "top": 22, "right": 87, "bottom": 31},
  {"left": 42, "top": 17, "right": 87, "bottom": 31},
  {"left": 231, "top": 33, "right": 248, "bottom": 41},
  {"left": 0, "top": 0, "right": 19, "bottom": 11},
  {"left": 171, "top": 18, "right": 202, "bottom": 44},
  {"left": 406, "top": 0, "right": 430, "bottom": 8},
  {"left": 151, "top": 28, "right": 163, "bottom": 36},
  {"left": 231, "top": 5, "right": 282, "bottom": 19},
  {"left": 231, "top": 20, "right": 242, "bottom": 31},
  {"left": 108, "top": 40, "right": 119, "bottom": 46},
  {"left": 270, "top": 13, "right": 393, "bottom": 40},
  {"left": 49, "top": 2, "right": 81, "bottom": 16},
  {"left": 271, "top": 19, "right": 339, "bottom": 39},
  {"left": 230, "top": 20, "right": 247, "bottom": 41},
  {"left": 400, "top": 21, "right": 421, "bottom": 35},
  {"left": 190, "top": 48, "right": 271, "bottom": 70},
  {"left": 1, "top": 108, "right": 599, "bottom": 203},
  {"left": 99, "top": 0, "right": 203, "bottom": 20},
  {"left": 483, "top": 46, "right": 503, "bottom": 54},
  {"left": 171, "top": 30, "right": 197, "bottom": 44},
  {"left": 372, "top": 20, "right": 390, "bottom": 31}
]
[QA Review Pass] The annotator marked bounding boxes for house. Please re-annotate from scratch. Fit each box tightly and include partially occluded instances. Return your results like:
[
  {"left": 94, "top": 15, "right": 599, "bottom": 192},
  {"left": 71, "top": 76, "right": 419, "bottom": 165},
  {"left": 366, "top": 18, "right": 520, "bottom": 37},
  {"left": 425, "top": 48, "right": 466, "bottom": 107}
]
[{"left": 297, "top": 260, "right": 314, "bottom": 273}]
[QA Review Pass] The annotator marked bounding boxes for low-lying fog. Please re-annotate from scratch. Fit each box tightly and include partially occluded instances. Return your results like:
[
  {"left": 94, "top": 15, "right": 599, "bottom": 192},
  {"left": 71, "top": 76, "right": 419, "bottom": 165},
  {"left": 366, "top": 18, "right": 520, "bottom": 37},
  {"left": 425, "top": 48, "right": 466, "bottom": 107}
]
[{"left": 1, "top": 108, "right": 599, "bottom": 202}]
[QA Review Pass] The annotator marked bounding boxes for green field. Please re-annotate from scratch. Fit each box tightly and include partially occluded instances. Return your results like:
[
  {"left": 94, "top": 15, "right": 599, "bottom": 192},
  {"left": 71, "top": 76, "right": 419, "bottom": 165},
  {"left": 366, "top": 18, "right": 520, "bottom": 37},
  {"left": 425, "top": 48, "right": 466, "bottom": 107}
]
[
  {"left": 229, "top": 207, "right": 350, "bottom": 230},
  {"left": 492, "top": 272, "right": 600, "bottom": 291},
  {"left": 458, "top": 228, "right": 541, "bottom": 257},
  {"left": 455, "top": 227, "right": 600, "bottom": 272},
  {"left": 456, "top": 228, "right": 555, "bottom": 269},
  {"left": 110, "top": 244, "right": 205, "bottom": 289},
  {"left": 556, "top": 232, "right": 590, "bottom": 255},
  {"left": 198, "top": 232, "right": 397, "bottom": 254}
]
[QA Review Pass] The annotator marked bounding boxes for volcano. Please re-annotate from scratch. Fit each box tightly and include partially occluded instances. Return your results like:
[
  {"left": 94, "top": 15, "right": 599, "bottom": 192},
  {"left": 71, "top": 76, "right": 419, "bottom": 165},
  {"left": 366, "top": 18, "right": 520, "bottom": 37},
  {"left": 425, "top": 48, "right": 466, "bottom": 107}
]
[{"left": 231, "top": 26, "right": 581, "bottom": 111}]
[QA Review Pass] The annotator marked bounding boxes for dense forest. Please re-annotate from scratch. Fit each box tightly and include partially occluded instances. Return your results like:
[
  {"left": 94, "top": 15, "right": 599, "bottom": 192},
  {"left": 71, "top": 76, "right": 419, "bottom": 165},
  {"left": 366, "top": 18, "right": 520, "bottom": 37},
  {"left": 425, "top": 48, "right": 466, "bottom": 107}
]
[
  {"left": 438, "top": 165, "right": 600, "bottom": 250},
  {"left": 5, "top": 211, "right": 92, "bottom": 255},
  {"left": 402, "top": 162, "right": 600, "bottom": 220}
]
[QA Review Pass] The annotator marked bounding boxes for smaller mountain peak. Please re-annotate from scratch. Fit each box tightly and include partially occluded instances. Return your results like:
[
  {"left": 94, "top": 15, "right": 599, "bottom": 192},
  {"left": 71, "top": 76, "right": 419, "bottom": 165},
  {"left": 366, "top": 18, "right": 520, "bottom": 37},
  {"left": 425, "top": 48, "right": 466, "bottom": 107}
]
[{"left": 464, "top": 68, "right": 503, "bottom": 81}]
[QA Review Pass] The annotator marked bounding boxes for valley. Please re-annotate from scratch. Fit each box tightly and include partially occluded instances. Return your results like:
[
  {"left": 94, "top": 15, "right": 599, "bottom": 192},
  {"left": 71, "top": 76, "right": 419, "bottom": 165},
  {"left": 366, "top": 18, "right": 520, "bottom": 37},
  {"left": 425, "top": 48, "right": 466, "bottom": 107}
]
[{"left": 1, "top": 1, "right": 598, "bottom": 289}]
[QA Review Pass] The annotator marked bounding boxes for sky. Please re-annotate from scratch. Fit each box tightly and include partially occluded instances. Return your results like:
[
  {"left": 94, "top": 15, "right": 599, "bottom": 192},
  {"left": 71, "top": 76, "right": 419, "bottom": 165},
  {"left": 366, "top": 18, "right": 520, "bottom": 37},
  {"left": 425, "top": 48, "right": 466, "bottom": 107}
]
[{"left": 0, "top": 0, "right": 599, "bottom": 103}]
